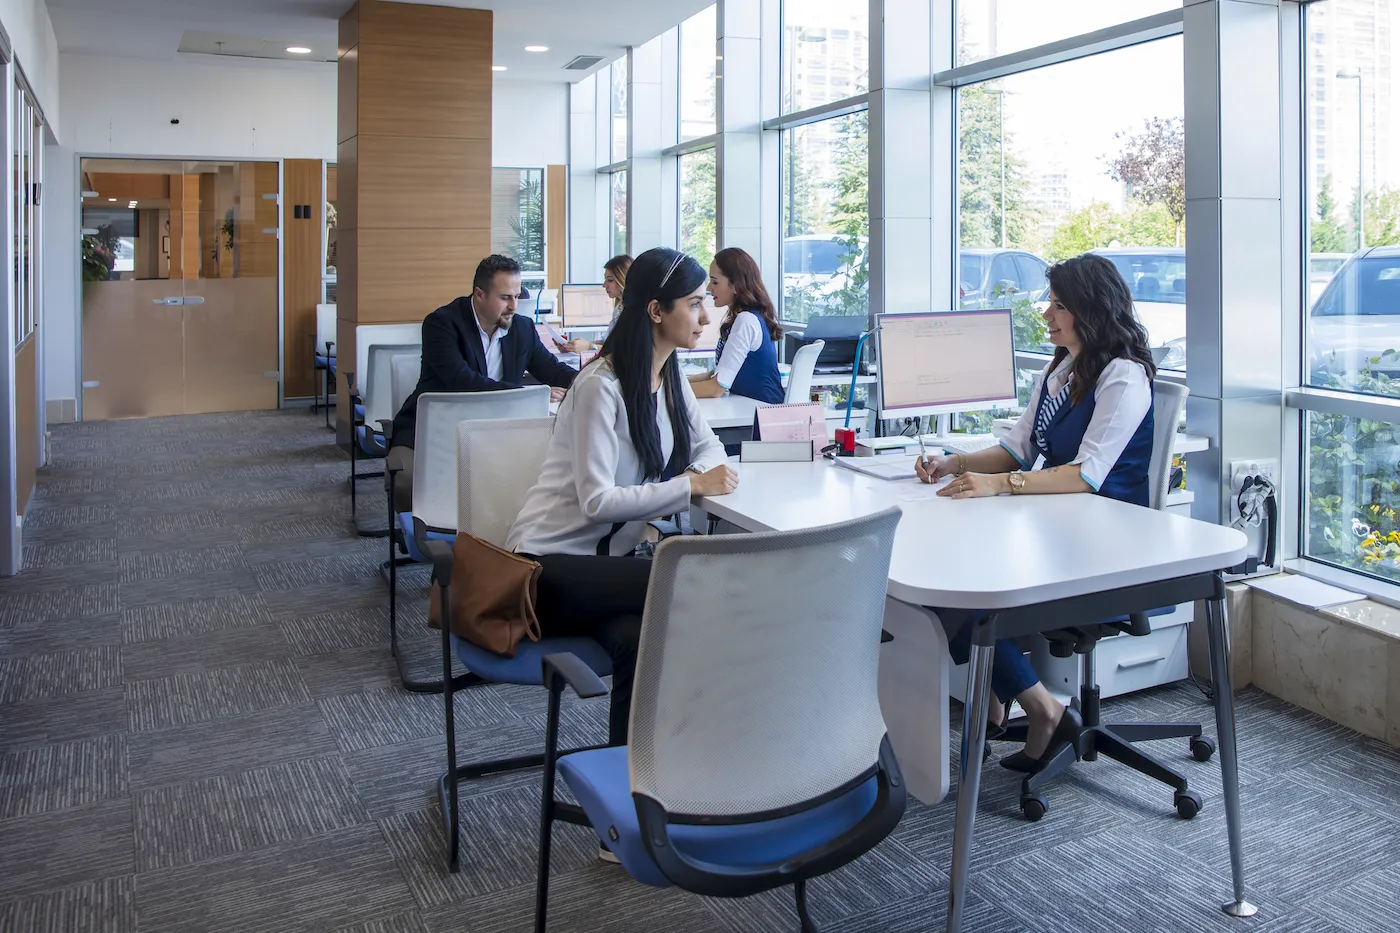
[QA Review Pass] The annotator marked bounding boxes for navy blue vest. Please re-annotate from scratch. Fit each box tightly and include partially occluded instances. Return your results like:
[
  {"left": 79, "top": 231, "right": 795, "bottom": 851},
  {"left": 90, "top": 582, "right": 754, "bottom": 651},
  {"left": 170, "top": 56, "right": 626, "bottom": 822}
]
[
  {"left": 714, "top": 311, "right": 785, "bottom": 405},
  {"left": 1032, "top": 365, "right": 1154, "bottom": 507}
]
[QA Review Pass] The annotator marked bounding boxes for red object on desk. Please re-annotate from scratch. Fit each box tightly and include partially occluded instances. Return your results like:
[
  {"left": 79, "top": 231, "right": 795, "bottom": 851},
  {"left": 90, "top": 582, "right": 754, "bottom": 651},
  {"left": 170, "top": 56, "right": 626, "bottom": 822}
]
[{"left": 833, "top": 427, "right": 857, "bottom": 455}]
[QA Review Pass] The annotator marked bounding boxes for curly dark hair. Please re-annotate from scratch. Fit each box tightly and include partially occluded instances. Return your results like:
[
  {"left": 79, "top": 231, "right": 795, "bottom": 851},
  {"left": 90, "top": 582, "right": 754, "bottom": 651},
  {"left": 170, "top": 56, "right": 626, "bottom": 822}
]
[{"left": 1046, "top": 253, "right": 1157, "bottom": 405}]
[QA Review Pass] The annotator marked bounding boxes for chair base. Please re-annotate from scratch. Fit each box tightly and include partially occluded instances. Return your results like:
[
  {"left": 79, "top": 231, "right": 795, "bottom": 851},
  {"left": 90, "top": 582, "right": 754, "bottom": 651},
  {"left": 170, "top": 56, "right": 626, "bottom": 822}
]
[{"left": 999, "top": 683, "right": 1211, "bottom": 822}]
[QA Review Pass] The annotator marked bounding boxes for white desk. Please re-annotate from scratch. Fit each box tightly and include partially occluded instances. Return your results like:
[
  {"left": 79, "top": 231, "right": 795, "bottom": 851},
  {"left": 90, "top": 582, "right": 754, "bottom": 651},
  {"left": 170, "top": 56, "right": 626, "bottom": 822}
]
[
  {"left": 694, "top": 458, "right": 1253, "bottom": 931},
  {"left": 696, "top": 394, "right": 765, "bottom": 429}
]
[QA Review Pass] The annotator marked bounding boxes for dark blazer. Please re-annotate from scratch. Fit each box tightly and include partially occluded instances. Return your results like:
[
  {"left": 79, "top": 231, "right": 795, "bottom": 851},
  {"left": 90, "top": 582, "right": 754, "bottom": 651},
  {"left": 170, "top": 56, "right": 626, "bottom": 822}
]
[{"left": 389, "top": 296, "right": 577, "bottom": 449}]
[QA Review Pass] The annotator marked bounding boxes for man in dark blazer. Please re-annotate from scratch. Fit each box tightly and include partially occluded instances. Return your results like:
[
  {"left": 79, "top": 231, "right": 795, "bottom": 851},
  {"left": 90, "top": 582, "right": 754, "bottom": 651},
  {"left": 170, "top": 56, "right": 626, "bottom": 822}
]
[{"left": 387, "top": 254, "right": 576, "bottom": 508}]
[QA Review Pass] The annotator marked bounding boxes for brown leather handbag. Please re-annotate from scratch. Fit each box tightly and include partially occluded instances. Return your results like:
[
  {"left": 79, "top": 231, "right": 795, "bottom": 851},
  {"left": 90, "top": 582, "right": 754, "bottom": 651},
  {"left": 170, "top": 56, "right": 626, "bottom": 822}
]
[{"left": 427, "top": 532, "right": 543, "bottom": 657}]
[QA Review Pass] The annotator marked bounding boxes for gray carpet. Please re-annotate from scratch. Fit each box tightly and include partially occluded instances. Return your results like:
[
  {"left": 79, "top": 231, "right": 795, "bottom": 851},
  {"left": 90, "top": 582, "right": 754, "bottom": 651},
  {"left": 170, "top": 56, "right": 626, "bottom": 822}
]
[{"left": 1, "top": 409, "right": 1398, "bottom": 933}]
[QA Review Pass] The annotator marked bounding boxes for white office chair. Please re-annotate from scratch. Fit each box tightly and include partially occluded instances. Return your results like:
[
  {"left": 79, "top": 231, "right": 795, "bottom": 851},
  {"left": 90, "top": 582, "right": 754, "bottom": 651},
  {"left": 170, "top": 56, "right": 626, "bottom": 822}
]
[
  {"left": 431, "top": 416, "right": 616, "bottom": 872},
  {"left": 353, "top": 323, "right": 422, "bottom": 402},
  {"left": 784, "top": 339, "right": 825, "bottom": 404},
  {"left": 361, "top": 344, "right": 421, "bottom": 446},
  {"left": 1001, "top": 377, "right": 1213, "bottom": 822},
  {"left": 314, "top": 303, "right": 337, "bottom": 426},
  {"left": 385, "top": 386, "right": 551, "bottom": 692},
  {"left": 348, "top": 324, "right": 426, "bottom": 533},
  {"left": 529, "top": 508, "right": 907, "bottom": 931}
]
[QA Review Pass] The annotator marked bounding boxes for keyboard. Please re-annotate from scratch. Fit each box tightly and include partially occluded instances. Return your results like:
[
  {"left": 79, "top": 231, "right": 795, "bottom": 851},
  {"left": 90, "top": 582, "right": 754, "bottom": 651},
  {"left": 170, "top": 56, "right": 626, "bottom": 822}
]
[{"left": 921, "top": 433, "right": 1002, "bottom": 455}]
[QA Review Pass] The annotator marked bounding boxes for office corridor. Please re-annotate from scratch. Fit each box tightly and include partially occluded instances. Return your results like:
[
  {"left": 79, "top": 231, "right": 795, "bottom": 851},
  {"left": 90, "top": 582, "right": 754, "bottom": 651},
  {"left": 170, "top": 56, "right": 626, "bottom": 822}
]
[{"left": 0, "top": 410, "right": 1397, "bottom": 933}]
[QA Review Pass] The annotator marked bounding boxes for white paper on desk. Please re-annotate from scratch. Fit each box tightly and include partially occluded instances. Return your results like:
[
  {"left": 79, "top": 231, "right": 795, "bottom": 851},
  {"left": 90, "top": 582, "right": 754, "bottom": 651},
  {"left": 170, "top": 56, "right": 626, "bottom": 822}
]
[
  {"left": 756, "top": 402, "right": 825, "bottom": 450},
  {"left": 886, "top": 475, "right": 954, "bottom": 501},
  {"left": 833, "top": 454, "right": 924, "bottom": 481}
]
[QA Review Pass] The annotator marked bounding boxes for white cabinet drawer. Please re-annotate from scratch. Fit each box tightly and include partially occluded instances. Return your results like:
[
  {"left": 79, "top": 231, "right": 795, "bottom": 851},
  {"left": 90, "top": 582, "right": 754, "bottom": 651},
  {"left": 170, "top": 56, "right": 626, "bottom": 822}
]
[{"left": 1093, "top": 620, "right": 1190, "bottom": 699}]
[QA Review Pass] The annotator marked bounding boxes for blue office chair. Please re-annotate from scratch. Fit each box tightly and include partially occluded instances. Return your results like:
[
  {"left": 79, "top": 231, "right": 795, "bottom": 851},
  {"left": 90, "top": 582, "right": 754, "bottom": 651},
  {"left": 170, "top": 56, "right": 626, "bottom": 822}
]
[
  {"left": 997, "top": 379, "right": 1216, "bottom": 821},
  {"left": 423, "top": 416, "right": 613, "bottom": 873},
  {"left": 529, "top": 508, "right": 906, "bottom": 933},
  {"left": 313, "top": 303, "right": 337, "bottom": 428}
]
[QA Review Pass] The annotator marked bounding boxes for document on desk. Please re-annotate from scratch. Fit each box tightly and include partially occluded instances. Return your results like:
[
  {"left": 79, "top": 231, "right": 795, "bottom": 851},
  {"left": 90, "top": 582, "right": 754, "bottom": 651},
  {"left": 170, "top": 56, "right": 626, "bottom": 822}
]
[{"left": 832, "top": 454, "right": 924, "bottom": 481}]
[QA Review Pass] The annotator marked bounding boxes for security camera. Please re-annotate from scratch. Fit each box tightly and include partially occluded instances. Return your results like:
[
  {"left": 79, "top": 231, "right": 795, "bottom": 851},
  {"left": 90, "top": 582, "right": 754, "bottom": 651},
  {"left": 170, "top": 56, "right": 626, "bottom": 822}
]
[{"left": 170, "top": 118, "right": 180, "bottom": 125}]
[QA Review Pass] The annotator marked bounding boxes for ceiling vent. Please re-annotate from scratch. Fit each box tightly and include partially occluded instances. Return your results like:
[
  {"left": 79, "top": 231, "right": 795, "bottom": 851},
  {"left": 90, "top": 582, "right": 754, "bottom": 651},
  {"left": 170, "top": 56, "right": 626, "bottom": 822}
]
[{"left": 563, "top": 55, "right": 605, "bottom": 71}]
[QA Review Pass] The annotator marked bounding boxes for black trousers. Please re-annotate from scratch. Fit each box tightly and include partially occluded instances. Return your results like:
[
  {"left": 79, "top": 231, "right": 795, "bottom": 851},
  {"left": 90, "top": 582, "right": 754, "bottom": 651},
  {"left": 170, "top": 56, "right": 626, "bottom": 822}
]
[{"left": 530, "top": 553, "right": 652, "bottom": 746}]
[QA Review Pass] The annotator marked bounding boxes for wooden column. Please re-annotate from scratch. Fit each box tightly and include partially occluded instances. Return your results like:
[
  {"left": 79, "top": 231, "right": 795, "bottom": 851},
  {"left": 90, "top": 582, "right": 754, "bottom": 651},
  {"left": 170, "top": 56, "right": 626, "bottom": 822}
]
[
  {"left": 546, "top": 164, "right": 567, "bottom": 287},
  {"left": 336, "top": 0, "right": 494, "bottom": 441},
  {"left": 283, "top": 158, "right": 324, "bottom": 399}
]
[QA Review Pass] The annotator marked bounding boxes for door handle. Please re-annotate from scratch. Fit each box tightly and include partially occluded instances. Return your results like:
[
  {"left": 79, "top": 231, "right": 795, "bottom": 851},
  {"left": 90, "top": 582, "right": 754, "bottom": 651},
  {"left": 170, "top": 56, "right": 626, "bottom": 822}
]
[
  {"left": 184, "top": 296, "right": 206, "bottom": 306},
  {"left": 153, "top": 297, "right": 182, "bottom": 305}
]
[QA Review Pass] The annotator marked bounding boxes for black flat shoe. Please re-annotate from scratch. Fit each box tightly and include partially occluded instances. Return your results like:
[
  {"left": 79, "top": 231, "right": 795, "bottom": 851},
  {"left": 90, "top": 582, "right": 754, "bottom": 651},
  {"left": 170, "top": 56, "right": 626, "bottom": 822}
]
[{"left": 999, "top": 706, "right": 1082, "bottom": 774}]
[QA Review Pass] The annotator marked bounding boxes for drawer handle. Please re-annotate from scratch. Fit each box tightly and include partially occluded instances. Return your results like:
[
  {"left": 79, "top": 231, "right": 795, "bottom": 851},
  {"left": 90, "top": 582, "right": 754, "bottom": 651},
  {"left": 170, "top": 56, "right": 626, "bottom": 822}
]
[{"left": 1117, "top": 654, "right": 1166, "bottom": 671}]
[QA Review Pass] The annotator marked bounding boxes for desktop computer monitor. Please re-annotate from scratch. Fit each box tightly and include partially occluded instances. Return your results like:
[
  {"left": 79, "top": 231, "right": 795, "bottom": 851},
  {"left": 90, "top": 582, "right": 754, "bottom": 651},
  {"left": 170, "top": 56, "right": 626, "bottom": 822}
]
[
  {"left": 559, "top": 284, "right": 615, "bottom": 328},
  {"left": 876, "top": 310, "right": 1017, "bottom": 419}
]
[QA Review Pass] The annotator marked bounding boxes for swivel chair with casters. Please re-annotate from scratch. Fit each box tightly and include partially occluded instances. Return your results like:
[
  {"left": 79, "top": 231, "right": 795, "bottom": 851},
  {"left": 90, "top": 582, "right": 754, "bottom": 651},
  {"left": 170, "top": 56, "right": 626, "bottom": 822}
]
[
  {"left": 384, "top": 386, "right": 550, "bottom": 693},
  {"left": 425, "top": 415, "right": 612, "bottom": 873},
  {"left": 997, "top": 379, "right": 1214, "bottom": 822},
  {"left": 530, "top": 508, "right": 906, "bottom": 933}
]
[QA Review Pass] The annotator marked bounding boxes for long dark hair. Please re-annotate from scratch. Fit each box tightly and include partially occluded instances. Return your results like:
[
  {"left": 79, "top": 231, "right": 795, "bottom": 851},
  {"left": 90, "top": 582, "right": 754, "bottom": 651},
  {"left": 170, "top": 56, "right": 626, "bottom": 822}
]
[
  {"left": 599, "top": 247, "right": 707, "bottom": 480},
  {"left": 1046, "top": 253, "right": 1156, "bottom": 405},
  {"left": 713, "top": 247, "right": 783, "bottom": 342}
]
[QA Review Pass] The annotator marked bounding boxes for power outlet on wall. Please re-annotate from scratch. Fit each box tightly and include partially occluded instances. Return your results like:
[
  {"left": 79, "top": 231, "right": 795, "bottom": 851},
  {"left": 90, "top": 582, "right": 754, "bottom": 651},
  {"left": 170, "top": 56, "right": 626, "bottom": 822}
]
[{"left": 1228, "top": 458, "right": 1279, "bottom": 523}]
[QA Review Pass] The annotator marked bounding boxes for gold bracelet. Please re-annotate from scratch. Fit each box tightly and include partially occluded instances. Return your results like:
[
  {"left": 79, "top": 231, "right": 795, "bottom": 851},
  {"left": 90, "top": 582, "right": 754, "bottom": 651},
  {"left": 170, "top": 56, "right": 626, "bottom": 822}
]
[{"left": 955, "top": 453, "right": 967, "bottom": 476}]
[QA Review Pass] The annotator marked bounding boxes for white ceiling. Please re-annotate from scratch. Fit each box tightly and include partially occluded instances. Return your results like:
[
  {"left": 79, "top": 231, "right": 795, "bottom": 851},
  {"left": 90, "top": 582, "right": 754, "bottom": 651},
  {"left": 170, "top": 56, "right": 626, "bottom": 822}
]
[{"left": 47, "top": 0, "right": 714, "bottom": 82}]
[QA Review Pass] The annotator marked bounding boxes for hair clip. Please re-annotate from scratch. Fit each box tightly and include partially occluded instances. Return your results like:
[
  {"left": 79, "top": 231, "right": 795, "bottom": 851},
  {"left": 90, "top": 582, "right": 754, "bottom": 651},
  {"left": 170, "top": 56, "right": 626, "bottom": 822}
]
[{"left": 658, "top": 252, "right": 685, "bottom": 290}]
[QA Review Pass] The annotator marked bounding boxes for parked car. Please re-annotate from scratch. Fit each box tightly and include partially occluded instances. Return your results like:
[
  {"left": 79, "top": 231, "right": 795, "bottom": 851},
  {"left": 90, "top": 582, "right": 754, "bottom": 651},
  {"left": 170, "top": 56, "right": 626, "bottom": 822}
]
[
  {"left": 1310, "top": 252, "right": 1351, "bottom": 308},
  {"left": 1308, "top": 246, "right": 1400, "bottom": 383},
  {"left": 958, "top": 248, "right": 1049, "bottom": 308},
  {"left": 784, "top": 234, "right": 868, "bottom": 317},
  {"left": 1090, "top": 248, "right": 1187, "bottom": 369}
]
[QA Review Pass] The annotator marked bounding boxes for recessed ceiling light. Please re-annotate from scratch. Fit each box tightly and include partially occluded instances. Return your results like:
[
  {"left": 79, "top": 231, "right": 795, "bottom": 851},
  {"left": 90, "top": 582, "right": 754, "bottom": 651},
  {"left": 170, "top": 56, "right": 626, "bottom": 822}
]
[
  {"left": 128, "top": 201, "right": 137, "bottom": 208},
  {"left": 492, "top": 65, "right": 507, "bottom": 71},
  {"left": 524, "top": 45, "right": 548, "bottom": 52},
  {"left": 286, "top": 46, "right": 312, "bottom": 54},
  {"left": 107, "top": 198, "right": 117, "bottom": 202}
]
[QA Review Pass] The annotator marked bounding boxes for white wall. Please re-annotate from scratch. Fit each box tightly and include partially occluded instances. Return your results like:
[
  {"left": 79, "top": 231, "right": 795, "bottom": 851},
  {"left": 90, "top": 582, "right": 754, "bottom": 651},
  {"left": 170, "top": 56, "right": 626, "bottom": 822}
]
[
  {"left": 43, "top": 55, "right": 572, "bottom": 407},
  {"left": 0, "top": 0, "right": 60, "bottom": 127}
]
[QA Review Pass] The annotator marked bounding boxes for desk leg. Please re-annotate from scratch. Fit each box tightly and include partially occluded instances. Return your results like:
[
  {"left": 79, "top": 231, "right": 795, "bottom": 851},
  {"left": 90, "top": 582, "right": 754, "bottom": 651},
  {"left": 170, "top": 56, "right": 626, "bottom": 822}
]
[
  {"left": 946, "top": 631, "right": 995, "bottom": 933},
  {"left": 1206, "top": 593, "right": 1257, "bottom": 919}
]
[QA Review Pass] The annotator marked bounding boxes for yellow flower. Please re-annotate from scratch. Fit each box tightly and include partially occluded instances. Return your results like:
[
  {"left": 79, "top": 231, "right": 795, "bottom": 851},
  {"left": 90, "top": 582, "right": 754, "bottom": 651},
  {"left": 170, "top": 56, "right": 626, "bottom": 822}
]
[
  {"left": 1362, "top": 553, "right": 1382, "bottom": 563},
  {"left": 1371, "top": 505, "right": 1381, "bottom": 514}
]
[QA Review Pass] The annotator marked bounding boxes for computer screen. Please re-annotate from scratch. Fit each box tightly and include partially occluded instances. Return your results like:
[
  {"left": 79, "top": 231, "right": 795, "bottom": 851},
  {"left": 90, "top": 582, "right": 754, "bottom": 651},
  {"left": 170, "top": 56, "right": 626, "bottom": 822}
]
[
  {"left": 876, "top": 310, "right": 1017, "bottom": 418},
  {"left": 559, "top": 284, "right": 615, "bottom": 328}
]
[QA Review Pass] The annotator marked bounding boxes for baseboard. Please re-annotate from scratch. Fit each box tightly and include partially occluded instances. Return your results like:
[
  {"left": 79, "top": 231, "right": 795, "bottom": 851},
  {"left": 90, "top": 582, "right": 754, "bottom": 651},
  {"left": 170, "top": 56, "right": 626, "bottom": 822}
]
[{"left": 45, "top": 399, "right": 76, "bottom": 423}]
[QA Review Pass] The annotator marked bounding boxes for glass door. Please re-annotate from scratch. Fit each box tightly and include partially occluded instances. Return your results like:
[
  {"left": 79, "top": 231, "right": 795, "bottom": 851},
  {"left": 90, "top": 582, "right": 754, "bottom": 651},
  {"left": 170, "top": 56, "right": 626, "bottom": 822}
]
[{"left": 80, "top": 158, "right": 280, "bottom": 419}]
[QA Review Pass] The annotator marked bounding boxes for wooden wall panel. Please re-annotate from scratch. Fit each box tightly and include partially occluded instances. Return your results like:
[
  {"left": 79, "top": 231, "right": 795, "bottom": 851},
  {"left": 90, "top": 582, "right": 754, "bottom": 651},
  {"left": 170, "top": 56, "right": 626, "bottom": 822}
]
[
  {"left": 546, "top": 164, "right": 566, "bottom": 288},
  {"left": 168, "top": 174, "right": 201, "bottom": 280},
  {"left": 357, "top": 1, "right": 491, "bottom": 52},
  {"left": 283, "top": 158, "right": 323, "bottom": 398},
  {"left": 356, "top": 136, "right": 490, "bottom": 229},
  {"left": 338, "top": 44, "right": 359, "bottom": 144},
  {"left": 354, "top": 227, "right": 490, "bottom": 320},
  {"left": 327, "top": 164, "right": 338, "bottom": 204},
  {"left": 336, "top": 138, "right": 357, "bottom": 234},
  {"left": 357, "top": 44, "right": 493, "bottom": 140},
  {"left": 87, "top": 173, "right": 169, "bottom": 201},
  {"left": 15, "top": 338, "right": 35, "bottom": 515}
]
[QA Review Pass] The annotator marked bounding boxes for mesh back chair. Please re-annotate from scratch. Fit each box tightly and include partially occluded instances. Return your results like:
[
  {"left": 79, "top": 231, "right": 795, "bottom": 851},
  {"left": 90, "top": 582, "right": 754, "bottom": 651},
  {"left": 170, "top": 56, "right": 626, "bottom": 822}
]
[
  {"left": 357, "top": 343, "right": 420, "bottom": 456},
  {"left": 314, "top": 303, "right": 337, "bottom": 427},
  {"left": 530, "top": 508, "right": 907, "bottom": 933},
  {"left": 784, "top": 339, "right": 825, "bottom": 404},
  {"left": 347, "top": 324, "right": 424, "bottom": 536},
  {"left": 385, "top": 386, "right": 551, "bottom": 693},
  {"left": 426, "top": 417, "right": 614, "bottom": 873},
  {"left": 999, "top": 379, "right": 1215, "bottom": 822}
]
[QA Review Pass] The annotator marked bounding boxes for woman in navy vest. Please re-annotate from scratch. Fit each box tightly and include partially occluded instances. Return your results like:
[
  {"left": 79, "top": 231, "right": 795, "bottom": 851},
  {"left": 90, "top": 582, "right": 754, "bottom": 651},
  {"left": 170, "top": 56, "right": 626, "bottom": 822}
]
[
  {"left": 689, "top": 248, "right": 785, "bottom": 405},
  {"left": 916, "top": 252, "right": 1157, "bottom": 772}
]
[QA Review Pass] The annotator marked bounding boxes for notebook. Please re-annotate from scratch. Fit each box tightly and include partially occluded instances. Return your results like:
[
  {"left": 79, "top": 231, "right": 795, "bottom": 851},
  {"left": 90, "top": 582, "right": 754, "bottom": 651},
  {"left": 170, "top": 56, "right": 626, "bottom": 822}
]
[{"left": 832, "top": 454, "right": 923, "bottom": 481}]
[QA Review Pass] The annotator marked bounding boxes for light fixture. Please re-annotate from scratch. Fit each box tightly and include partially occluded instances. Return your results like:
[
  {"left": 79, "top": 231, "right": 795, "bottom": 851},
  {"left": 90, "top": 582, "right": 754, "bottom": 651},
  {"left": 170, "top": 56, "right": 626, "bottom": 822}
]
[
  {"left": 286, "top": 46, "right": 312, "bottom": 54},
  {"left": 107, "top": 198, "right": 117, "bottom": 202},
  {"left": 492, "top": 65, "right": 507, "bottom": 71},
  {"left": 128, "top": 201, "right": 137, "bottom": 208},
  {"left": 524, "top": 45, "right": 548, "bottom": 52}
]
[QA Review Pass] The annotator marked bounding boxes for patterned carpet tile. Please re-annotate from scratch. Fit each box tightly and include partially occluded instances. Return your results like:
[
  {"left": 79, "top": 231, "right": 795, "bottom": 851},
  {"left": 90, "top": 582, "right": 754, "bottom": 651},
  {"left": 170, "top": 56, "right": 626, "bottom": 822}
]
[
  {"left": 0, "top": 686, "right": 129, "bottom": 755},
  {"left": 0, "top": 612, "right": 124, "bottom": 656},
  {"left": 317, "top": 684, "right": 520, "bottom": 754},
  {"left": 121, "top": 593, "right": 274, "bottom": 643},
  {"left": 0, "top": 734, "right": 129, "bottom": 819},
  {"left": 21, "top": 538, "right": 118, "bottom": 569},
  {"left": 120, "top": 623, "right": 296, "bottom": 682},
  {"left": 280, "top": 606, "right": 391, "bottom": 657},
  {"left": 127, "top": 703, "right": 339, "bottom": 791},
  {"left": 132, "top": 755, "right": 371, "bottom": 871},
  {"left": 0, "top": 584, "right": 121, "bottom": 628},
  {"left": 0, "top": 875, "right": 136, "bottom": 933},
  {"left": 118, "top": 546, "right": 247, "bottom": 583},
  {"left": 125, "top": 658, "right": 312, "bottom": 733},
  {"left": 0, "top": 646, "right": 123, "bottom": 703},
  {"left": 0, "top": 800, "right": 136, "bottom": 901}
]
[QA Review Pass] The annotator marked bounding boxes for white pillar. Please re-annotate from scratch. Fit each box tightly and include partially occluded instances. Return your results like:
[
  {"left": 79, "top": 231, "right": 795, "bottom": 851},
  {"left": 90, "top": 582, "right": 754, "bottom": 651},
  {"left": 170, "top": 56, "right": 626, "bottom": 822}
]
[
  {"left": 716, "top": 0, "right": 764, "bottom": 258},
  {"left": 567, "top": 73, "right": 602, "bottom": 281},
  {"left": 628, "top": 37, "right": 665, "bottom": 253}
]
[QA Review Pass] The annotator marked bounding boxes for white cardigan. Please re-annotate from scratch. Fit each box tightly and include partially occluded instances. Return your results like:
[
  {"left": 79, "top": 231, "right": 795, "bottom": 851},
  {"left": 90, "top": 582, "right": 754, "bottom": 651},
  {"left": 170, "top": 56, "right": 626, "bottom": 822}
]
[{"left": 507, "top": 360, "right": 727, "bottom": 557}]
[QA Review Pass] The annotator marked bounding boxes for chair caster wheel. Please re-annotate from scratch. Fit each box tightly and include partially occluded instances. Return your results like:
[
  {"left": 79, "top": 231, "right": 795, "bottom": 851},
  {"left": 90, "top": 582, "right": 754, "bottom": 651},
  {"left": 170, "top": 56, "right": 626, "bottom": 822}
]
[
  {"left": 1190, "top": 736, "right": 1216, "bottom": 762},
  {"left": 1174, "top": 789, "right": 1202, "bottom": 820},
  {"left": 1020, "top": 793, "right": 1047, "bottom": 822}
]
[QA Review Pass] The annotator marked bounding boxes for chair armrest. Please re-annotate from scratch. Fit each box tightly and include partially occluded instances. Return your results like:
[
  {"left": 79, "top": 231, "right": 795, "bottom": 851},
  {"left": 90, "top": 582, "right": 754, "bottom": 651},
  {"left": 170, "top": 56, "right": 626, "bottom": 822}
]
[
  {"left": 378, "top": 419, "right": 394, "bottom": 442},
  {"left": 424, "top": 539, "right": 453, "bottom": 587},
  {"left": 386, "top": 446, "right": 411, "bottom": 474},
  {"left": 543, "top": 652, "right": 608, "bottom": 699}
]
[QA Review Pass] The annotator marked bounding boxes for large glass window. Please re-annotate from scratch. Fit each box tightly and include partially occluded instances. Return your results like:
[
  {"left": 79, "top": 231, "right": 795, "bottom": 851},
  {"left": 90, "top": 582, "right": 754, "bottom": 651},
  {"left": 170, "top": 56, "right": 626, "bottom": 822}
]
[
  {"left": 611, "top": 170, "right": 628, "bottom": 256},
  {"left": 781, "top": 0, "right": 869, "bottom": 114},
  {"left": 490, "top": 167, "right": 546, "bottom": 290},
  {"left": 1305, "top": 412, "right": 1400, "bottom": 584},
  {"left": 1303, "top": 0, "right": 1399, "bottom": 398},
  {"left": 14, "top": 84, "right": 38, "bottom": 343},
  {"left": 956, "top": 37, "right": 1186, "bottom": 370},
  {"left": 679, "top": 148, "right": 717, "bottom": 271},
  {"left": 781, "top": 111, "right": 868, "bottom": 324},
  {"left": 611, "top": 57, "right": 629, "bottom": 163},
  {"left": 680, "top": 5, "right": 717, "bottom": 141},
  {"left": 956, "top": 0, "right": 1180, "bottom": 66}
]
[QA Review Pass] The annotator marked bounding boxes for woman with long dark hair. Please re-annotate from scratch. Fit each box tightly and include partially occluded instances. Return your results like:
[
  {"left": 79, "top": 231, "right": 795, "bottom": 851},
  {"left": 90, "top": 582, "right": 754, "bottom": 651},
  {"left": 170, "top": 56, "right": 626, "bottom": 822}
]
[
  {"left": 508, "top": 247, "right": 739, "bottom": 754},
  {"left": 915, "top": 252, "right": 1157, "bottom": 772},
  {"left": 689, "top": 247, "right": 785, "bottom": 404}
]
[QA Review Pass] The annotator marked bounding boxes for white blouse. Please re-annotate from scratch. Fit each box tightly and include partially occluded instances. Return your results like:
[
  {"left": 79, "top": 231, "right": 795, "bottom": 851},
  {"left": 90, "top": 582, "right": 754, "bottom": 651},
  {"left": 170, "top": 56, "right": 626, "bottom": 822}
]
[
  {"left": 713, "top": 311, "right": 766, "bottom": 390},
  {"left": 507, "top": 360, "right": 727, "bottom": 557},
  {"left": 998, "top": 355, "right": 1153, "bottom": 491}
]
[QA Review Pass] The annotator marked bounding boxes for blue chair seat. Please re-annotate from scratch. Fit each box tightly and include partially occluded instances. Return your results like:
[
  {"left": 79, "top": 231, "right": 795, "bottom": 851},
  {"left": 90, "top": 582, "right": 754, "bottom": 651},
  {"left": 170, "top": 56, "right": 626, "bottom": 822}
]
[
  {"left": 354, "top": 403, "right": 366, "bottom": 420},
  {"left": 397, "top": 512, "right": 453, "bottom": 563},
  {"left": 558, "top": 745, "right": 880, "bottom": 888},
  {"left": 451, "top": 632, "right": 613, "bottom": 686},
  {"left": 355, "top": 425, "right": 386, "bottom": 456},
  {"left": 329, "top": 358, "right": 337, "bottom": 376},
  {"left": 315, "top": 353, "right": 331, "bottom": 368}
]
